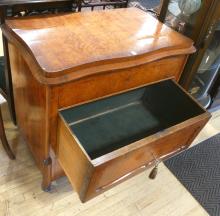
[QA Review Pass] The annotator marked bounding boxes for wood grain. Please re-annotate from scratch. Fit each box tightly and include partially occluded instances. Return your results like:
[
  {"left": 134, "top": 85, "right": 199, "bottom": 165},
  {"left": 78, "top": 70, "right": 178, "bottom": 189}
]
[
  {"left": 57, "top": 100, "right": 210, "bottom": 201},
  {"left": 57, "top": 55, "right": 187, "bottom": 108},
  {"left": 57, "top": 114, "right": 93, "bottom": 201},
  {"left": 8, "top": 43, "right": 52, "bottom": 188},
  {"left": 3, "top": 8, "right": 201, "bottom": 200},
  {"left": 2, "top": 8, "right": 195, "bottom": 84}
]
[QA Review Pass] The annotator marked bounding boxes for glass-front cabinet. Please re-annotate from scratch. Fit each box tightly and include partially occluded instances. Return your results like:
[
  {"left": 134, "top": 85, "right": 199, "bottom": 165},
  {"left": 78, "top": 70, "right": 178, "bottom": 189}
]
[
  {"left": 159, "top": 0, "right": 220, "bottom": 110},
  {"left": 163, "top": 0, "right": 203, "bottom": 37},
  {"left": 189, "top": 21, "right": 220, "bottom": 108}
]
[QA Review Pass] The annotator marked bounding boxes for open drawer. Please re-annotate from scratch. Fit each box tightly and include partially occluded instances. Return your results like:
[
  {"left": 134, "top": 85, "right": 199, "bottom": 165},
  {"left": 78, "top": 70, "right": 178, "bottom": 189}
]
[{"left": 57, "top": 79, "right": 210, "bottom": 202}]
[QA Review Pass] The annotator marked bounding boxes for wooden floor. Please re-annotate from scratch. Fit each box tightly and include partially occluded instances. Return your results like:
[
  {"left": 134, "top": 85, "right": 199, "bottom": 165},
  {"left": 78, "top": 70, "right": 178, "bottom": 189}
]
[
  {"left": 2, "top": 105, "right": 220, "bottom": 216},
  {"left": 1, "top": 33, "right": 220, "bottom": 216},
  {"left": 1, "top": 98, "right": 220, "bottom": 216}
]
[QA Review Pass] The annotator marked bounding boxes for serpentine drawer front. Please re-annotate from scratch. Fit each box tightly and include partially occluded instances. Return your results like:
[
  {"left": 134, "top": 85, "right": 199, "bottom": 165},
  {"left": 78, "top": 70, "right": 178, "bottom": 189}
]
[{"left": 57, "top": 79, "right": 210, "bottom": 202}]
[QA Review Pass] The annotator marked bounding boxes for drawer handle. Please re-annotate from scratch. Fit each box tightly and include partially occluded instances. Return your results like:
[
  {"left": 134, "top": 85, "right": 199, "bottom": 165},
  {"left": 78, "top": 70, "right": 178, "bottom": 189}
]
[
  {"left": 96, "top": 145, "right": 187, "bottom": 192},
  {"left": 149, "top": 164, "right": 158, "bottom": 179},
  {"left": 160, "top": 145, "right": 187, "bottom": 160},
  {"left": 148, "top": 145, "right": 187, "bottom": 180},
  {"left": 96, "top": 163, "right": 149, "bottom": 192},
  {"left": 149, "top": 153, "right": 160, "bottom": 180}
]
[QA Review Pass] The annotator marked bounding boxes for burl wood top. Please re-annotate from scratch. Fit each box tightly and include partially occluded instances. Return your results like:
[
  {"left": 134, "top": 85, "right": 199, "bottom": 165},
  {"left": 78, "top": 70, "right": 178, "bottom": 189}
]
[{"left": 2, "top": 8, "right": 195, "bottom": 83}]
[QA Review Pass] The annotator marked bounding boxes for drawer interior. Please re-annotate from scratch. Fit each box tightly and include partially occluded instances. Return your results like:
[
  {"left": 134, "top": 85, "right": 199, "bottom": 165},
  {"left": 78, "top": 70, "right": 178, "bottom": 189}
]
[{"left": 60, "top": 80, "right": 205, "bottom": 160}]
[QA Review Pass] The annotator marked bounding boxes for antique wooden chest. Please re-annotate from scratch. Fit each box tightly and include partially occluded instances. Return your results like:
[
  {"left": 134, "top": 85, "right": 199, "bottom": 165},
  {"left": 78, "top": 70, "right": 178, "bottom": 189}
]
[{"left": 1, "top": 8, "right": 210, "bottom": 202}]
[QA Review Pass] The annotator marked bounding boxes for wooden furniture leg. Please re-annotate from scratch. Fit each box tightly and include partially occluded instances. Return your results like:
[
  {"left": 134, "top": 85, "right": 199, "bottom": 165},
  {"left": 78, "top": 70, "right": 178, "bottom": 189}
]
[
  {"left": 0, "top": 105, "right": 15, "bottom": 159},
  {"left": 41, "top": 157, "right": 52, "bottom": 192},
  {"left": 2, "top": 35, "right": 17, "bottom": 125}
]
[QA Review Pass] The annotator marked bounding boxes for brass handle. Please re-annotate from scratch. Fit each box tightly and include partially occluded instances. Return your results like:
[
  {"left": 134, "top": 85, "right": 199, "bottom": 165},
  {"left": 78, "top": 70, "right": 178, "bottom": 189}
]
[
  {"left": 149, "top": 152, "right": 160, "bottom": 179},
  {"left": 149, "top": 145, "right": 187, "bottom": 180},
  {"left": 160, "top": 145, "right": 187, "bottom": 160},
  {"left": 96, "top": 145, "right": 187, "bottom": 191},
  {"left": 96, "top": 163, "right": 150, "bottom": 192}
]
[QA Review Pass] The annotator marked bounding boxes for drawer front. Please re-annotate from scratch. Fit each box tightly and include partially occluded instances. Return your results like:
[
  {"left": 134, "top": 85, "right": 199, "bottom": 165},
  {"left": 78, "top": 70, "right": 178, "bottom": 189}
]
[
  {"left": 56, "top": 80, "right": 211, "bottom": 202},
  {"left": 58, "top": 56, "right": 187, "bottom": 108},
  {"left": 84, "top": 115, "right": 209, "bottom": 201},
  {"left": 57, "top": 117, "right": 93, "bottom": 201}
]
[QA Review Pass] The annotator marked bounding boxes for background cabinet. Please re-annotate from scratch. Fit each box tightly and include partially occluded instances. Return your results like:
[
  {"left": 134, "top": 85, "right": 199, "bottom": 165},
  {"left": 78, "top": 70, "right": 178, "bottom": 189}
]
[{"left": 159, "top": 0, "right": 220, "bottom": 110}]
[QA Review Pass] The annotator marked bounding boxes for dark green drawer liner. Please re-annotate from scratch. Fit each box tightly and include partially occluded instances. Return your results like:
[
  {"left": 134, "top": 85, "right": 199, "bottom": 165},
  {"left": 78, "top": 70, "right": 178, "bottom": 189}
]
[{"left": 60, "top": 80, "right": 205, "bottom": 159}]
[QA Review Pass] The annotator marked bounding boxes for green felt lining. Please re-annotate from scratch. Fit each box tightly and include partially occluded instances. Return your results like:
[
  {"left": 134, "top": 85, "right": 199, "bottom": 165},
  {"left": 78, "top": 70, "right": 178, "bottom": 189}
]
[{"left": 60, "top": 80, "right": 205, "bottom": 160}]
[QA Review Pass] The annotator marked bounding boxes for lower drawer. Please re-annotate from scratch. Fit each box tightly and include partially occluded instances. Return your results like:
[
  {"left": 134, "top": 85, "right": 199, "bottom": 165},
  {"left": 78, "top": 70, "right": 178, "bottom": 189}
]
[{"left": 56, "top": 79, "right": 210, "bottom": 202}]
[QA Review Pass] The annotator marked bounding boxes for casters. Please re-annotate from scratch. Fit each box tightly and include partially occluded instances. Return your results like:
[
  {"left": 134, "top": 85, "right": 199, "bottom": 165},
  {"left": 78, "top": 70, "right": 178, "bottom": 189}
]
[
  {"left": 42, "top": 183, "right": 52, "bottom": 192},
  {"left": 42, "top": 156, "right": 52, "bottom": 192}
]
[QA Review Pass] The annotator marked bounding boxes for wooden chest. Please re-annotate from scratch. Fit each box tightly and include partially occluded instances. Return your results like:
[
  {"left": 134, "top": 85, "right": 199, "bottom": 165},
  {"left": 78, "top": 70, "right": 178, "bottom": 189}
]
[{"left": 1, "top": 8, "right": 211, "bottom": 202}]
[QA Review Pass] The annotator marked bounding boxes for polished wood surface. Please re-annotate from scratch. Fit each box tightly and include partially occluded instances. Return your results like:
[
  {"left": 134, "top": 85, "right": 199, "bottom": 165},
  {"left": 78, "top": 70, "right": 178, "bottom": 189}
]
[
  {"left": 59, "top": 111, "right": 210, "bottom": 202},
  {"left": 2, "top": 8, "right": 195, "bottom": 84},
  {"left": 86, "top": 113, "right": 209, "bottom": 201},
  {"left": 7, "top": 42, "right": 192, "bottom": 192},
  {"left": 0, "top": 0, "right": 76, "bottom": 125},
  {"left": 3, "top": 8, "right": 204, "bottom": 201},
  {"left": 57, "top": 56, "right": 187, "bottom": 108},
  {"left": 8, "top": 43, "right": 51, "bottom": 189},
  {"left": 57, "top": 115, "right": 93, "bottom": 201}
]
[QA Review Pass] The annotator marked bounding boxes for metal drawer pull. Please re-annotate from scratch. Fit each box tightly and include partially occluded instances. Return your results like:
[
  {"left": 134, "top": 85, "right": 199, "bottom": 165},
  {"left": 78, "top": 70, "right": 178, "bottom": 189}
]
[
  {"left": 149, "top": 145, "right": 187, "bottom": 180},
  {"left": 96, "top": 145, "right": 187, "bottom": 192},
  {"left": 96, "top": 163, "right": 149, "bottom": 192},
  {"left": 149, "top": 164, "right": 159, "bottom": 179},
  {"left": 149, "top": 153, "right": 160, "bottom": 180},
  {"left": 160, "top": 145, "right": 187, "bottom": 160}
]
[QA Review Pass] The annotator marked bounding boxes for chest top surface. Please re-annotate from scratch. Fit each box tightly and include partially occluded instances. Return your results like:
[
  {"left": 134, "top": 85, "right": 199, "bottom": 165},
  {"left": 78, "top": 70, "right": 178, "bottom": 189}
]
[{"left": 2, "top": 8, "right": 195, "bottom": 82}]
